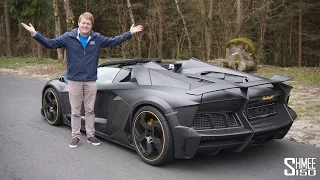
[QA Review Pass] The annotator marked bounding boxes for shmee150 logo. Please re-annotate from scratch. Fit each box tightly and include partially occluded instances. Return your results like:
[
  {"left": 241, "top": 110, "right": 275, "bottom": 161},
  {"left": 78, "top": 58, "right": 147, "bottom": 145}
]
[{"left": 284, "top": 158, "right": 316, "bottom": 176}]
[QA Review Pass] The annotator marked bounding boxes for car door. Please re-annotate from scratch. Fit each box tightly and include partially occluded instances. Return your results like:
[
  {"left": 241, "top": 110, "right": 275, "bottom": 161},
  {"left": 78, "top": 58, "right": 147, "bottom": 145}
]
[{"left": 96, "top": 68, "right": 134, "bottom": 134}]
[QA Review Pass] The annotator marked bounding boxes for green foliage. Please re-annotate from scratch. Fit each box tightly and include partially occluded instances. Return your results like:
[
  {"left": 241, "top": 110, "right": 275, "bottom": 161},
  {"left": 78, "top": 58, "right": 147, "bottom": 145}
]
[{"left": 9, "top": 0, "right": 53, "bottom": 20}]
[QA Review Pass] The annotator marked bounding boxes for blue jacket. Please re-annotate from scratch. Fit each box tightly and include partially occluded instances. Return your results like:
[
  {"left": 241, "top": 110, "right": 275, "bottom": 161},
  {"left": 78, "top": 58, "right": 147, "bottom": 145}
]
[{"left": 33, "top": 28, "right": 132, "bottom": 81}]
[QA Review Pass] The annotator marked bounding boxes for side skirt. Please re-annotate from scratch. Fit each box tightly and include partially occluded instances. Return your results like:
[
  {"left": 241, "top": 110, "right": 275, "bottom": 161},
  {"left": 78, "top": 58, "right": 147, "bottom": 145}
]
[{"left": 62, "top": 115, "right": 135, "bottom": 150}]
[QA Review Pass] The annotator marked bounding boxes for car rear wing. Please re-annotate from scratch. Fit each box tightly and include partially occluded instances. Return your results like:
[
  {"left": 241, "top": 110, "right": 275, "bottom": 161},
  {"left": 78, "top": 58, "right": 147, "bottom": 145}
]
[
  {"left": 186, "top": 74, "right": 292, "bottom": 95},
  {"left": 98, "top": 58, "right": 161, "bottom": 67}
]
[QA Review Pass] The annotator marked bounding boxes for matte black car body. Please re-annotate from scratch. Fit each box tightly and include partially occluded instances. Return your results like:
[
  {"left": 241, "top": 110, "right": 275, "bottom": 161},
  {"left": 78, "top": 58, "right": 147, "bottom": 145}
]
[{"left": 40, "top": 58, "right": 297, "bottom": 165}]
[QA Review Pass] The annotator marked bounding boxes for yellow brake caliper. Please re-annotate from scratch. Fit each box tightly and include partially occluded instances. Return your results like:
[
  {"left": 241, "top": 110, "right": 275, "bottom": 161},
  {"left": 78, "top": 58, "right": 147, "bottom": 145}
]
[{"left": 147, "top": 117, "right": 153, "bottom": 127}]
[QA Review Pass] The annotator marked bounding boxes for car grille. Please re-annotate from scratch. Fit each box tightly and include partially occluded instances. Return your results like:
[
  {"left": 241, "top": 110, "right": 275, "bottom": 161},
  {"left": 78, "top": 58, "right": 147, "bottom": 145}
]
[
  {"left": 243, "top": 103, "right": 278, "bottom": 121},
  {"left": 193, "top": 113, "right": 240, "bottom": 130}
]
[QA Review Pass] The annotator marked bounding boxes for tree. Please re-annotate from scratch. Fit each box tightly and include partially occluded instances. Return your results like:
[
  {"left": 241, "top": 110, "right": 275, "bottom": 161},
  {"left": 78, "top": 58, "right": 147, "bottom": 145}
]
[
  {"left": 3, "top": 0, "right": 320, "bottom": 67},
  {"left": 4, "top": 0, "right": 12, "bottom": 57},
  {"left": 64, "top": 0, "right": 74, "bottom": 31},
  {"left": 236, "top": 0, "right": 244, "bottom": 37},
  {"left": 126, "top": 0, "right": 142, "bottom": 57},
  {"left": 199, "top": 0, "right": 214, "bottom": 60},
  {"left": 9, "top": 0, "right": 53, "bottom": 58},
  {"left": 63, "top": 0, "right": 74, "bottom": 62},
  {"left": 257, "top": 0, "right": 271, "bottom": 64},
  {"left": 298, "top": 0, "right": 302, "bottom": 67},
  {"left": 53, "top": 0, "right": 63, "bottom": 62},
  {"left": 156, "top": 0, "right": 165, "bottom": 58},
  {"left": 174, "top": 0, "right": 192, "bottom": 57}
]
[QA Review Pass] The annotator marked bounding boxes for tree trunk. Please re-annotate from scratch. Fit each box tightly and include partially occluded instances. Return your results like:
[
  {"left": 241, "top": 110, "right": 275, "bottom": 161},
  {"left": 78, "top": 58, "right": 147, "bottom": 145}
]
[
  {"left": 157, "top": 0, "right": 164, "bottom": 58},
  {"left": 257, "top": 0, "right": 270, "bottom": 64},
  {"left": 174, "top": 0, "right": 192, "bottom": 57},
  {"left": 199, "top": 0, "right": 213, "bottom": 60},
  {"left": 31, "top": 17, "right": 37, "bottom": 57},
  {"left": 64, "top": 0, "right": 74, "bottom": 31},
  {"left": 64, "top": 0, "right": 74, "bottom": 62},
  {"left": 298, "top": 0, "right": 302, "bottom": 67},
  {"left": 37, "top": 20, "right": 43, "bottom": 59},
  {"left": 236, "top": 0, "right": 243, "bottom": 37},
  {"left": 126, "top": 0, "right": 142, "bottom": 57},
  {"left": 4, "top": 0, "right": 12, "bottom": 57},
  {"left": 207, "top": 0, "right": 213, "bottom": 60},
  {"left": 0, "top": 15, "right": 5, "bottom": 56},
  {"left": 53, "top": 0, "right": 63, "bottom": 62},
  {"left": 45, "top": 22, "right": 51, "bottom": 58},
  {"left": 146, "top": 1, "right": 158, "bottom": 58},
  {"left": 126, "top": 0, "right": 135, "bottom": 25},
  {"left": 116, "top": 0, "right": 127, "bottom": 58}
]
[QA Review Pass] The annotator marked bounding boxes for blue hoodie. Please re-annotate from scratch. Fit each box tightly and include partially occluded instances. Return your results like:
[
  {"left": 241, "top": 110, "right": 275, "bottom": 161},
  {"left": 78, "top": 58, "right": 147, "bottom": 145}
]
[{"left": 33, "top": 28, "right": 132, "bottom": 81}]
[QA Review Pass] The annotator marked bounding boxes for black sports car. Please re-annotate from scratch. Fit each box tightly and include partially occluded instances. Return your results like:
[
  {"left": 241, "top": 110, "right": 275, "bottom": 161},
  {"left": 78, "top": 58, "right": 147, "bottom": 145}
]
[{"left": 40, "top": 58, "right": 297, "bottom": 166}]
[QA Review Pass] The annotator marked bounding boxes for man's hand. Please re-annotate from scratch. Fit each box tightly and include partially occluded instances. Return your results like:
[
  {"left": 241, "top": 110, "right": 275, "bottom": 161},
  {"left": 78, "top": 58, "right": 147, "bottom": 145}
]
[
  {"left": 130, "top": 24, "right": 143, "bottom": 35},
  {"left": 21, "top": 23, "right": 36, "bottom": 36}
]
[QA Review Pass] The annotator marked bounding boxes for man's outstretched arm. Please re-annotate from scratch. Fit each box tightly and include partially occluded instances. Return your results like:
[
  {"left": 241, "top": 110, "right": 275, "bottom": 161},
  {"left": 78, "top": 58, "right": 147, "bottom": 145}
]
[
  {"left": 100, "top": 24, "right": 143, "bottom": 48},
  {"left": 21, "top": 23, "right": 67, "bottom": 49}
]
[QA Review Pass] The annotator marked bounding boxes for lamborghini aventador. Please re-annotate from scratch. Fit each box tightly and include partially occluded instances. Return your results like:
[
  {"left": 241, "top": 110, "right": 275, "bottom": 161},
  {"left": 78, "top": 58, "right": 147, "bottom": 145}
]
[{"left": 40, "top": 58, "right": 297, "bottom": 166}]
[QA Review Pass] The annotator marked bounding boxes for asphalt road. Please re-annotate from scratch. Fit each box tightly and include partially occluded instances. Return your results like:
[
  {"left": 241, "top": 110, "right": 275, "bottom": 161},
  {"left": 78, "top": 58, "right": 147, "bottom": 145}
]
[{"left": 0, "top": 74, "right": 319, "bottom": 180}]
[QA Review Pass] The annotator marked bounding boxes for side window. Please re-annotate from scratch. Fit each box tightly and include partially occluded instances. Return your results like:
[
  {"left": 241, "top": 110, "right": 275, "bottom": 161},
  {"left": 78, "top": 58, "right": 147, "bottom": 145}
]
[
  {"left": 96, "top": 67, "right": 120, "bottom": 84},
  {"left": 113, "top": 69, "right": 131, "bottom": 83}
]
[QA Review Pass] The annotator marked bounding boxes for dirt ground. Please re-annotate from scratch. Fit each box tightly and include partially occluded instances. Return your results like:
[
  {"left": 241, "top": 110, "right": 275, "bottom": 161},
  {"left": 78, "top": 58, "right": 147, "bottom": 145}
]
[
  {"left": 283, "top": 82, "right": 320, "bottom": 148},
  {"left": 1, "top": 66, "right": 319, "bottom": 148}
]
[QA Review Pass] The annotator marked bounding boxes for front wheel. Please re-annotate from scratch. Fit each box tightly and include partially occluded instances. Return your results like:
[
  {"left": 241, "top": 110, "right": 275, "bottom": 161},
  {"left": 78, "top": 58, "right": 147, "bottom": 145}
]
[
  {"left": 132, "top": 106, "right": 174, "bottom": 166},
  {"left": 42, "top": 87, "right": 63, "bottom": 126}
]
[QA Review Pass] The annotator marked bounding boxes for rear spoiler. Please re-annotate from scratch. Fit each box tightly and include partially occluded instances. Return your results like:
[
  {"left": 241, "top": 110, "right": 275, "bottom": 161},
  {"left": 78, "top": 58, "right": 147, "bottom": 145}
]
[
  {"left": 98, "top": 58, "right": 161, "bottom": 67},
  {"left": 186, "top": 74, "right": 292, "bottom": 95}
]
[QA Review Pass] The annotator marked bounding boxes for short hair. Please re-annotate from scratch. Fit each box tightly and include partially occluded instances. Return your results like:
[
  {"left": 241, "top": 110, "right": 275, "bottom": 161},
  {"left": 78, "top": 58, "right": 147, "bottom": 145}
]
[{"left": 78, "top": 12, "right": 94, "bottom": 25}]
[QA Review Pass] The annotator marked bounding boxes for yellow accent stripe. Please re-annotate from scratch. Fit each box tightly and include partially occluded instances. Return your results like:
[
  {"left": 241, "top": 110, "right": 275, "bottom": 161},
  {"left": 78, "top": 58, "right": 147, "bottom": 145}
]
[
  {"left": 133, "top": 110, "right": 165, "bottom": 162},
  {"left": 42, "top": 89, "right": 59, "bottom": 124}
]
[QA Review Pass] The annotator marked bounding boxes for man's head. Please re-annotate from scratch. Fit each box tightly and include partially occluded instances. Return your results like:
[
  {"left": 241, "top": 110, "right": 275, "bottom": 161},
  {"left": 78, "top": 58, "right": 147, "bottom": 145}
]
[{"left": 78, "top": 12, "right": 94, "bottom": 36}]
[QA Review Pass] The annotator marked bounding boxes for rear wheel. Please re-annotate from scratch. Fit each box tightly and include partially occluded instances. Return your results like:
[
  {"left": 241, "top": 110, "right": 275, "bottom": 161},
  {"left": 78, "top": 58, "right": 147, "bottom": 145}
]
[
  {"left": 42, "top": 88, "right": 63, "bottom": 126},
  {"left": 132, "top": 106, "right": 174, "bottom": 166}
]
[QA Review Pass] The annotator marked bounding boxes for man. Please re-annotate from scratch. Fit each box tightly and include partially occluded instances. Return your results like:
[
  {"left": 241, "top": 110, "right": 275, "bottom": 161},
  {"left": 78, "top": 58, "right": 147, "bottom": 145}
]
[{"left": 21, "top": 12, "right": 143, "bottom": 148}]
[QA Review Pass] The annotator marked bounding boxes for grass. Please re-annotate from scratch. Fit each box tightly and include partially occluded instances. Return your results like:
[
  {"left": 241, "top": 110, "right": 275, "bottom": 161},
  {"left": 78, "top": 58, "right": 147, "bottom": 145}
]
[
  {"left": 1, "top": 57, "right": 319, "bottom": 85},
  {"left": 291, "top": 104, "right": 320, "bottom": 122},
  {"left": 254, "top": 66, "right": 320, "bottom": 85},
  {"left": 0, "top": 57, "right": 125, "bottom": 69},
  {"left": 0, "top": 57, "right": 59, "bottom": 69}
]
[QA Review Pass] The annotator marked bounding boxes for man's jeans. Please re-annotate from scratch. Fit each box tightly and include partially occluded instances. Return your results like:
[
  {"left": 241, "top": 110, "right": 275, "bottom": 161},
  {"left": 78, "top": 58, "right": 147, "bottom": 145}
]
[{"left": 68, "top": 80, "right": 97, "bottom": 139}]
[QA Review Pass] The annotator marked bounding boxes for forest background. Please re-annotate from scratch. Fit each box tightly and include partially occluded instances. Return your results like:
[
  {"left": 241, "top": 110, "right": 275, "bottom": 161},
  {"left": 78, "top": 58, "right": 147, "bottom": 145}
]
[{"left": 1, "top": 0, "right": 320, "bottom": 68}]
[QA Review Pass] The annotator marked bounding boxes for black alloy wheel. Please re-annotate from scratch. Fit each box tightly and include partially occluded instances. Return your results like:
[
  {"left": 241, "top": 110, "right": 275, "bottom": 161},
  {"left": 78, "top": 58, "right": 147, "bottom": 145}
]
[
  {"left": 42, "top": 88, "right": 63, "bottom": 125},
  {"left": 132, "top": 106, "right": 173, "bottom": 166}
]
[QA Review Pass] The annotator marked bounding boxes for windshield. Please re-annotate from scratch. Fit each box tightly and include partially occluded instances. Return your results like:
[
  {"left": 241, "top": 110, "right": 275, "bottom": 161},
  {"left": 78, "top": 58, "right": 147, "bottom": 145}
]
[{"left": 96, "top": 67, "right": 120, "bottom": 84}]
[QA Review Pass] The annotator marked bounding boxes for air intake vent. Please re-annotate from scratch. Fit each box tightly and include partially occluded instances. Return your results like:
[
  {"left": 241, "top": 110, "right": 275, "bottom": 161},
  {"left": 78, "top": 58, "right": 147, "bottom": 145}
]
[
  {"left": 193, "top": 113, "right": 240, "bottom": 130},
  {"left": 193, "top": 114, "right": 211, "bottom": 129}
]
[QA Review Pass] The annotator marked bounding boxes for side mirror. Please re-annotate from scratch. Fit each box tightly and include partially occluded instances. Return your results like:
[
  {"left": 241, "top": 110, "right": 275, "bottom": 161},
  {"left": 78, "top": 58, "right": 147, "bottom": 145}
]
[{"left": 59, "top": 75, "right": 68, "bottom": 83}]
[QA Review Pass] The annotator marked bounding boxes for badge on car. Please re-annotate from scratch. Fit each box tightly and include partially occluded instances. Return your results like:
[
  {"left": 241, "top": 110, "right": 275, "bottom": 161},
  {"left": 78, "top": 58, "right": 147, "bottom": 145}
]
[{"left": 262, "top": 95, "right": 274, "bottom": 101}]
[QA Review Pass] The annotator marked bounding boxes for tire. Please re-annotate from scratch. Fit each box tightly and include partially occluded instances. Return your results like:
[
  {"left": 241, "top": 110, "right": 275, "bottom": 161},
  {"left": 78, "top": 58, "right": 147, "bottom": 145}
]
[
  {"left": 42, "top": 87, "right": 63, "bottom": 126},
  {"left": 132, "top": 106, "right": 174, "bottom": 166}
]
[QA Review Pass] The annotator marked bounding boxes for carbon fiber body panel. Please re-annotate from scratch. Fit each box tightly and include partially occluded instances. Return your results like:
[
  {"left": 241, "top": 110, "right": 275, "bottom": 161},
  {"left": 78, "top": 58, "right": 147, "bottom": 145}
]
[{"left": 40, "top": 58, "right": 297, "bottom": 159}]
